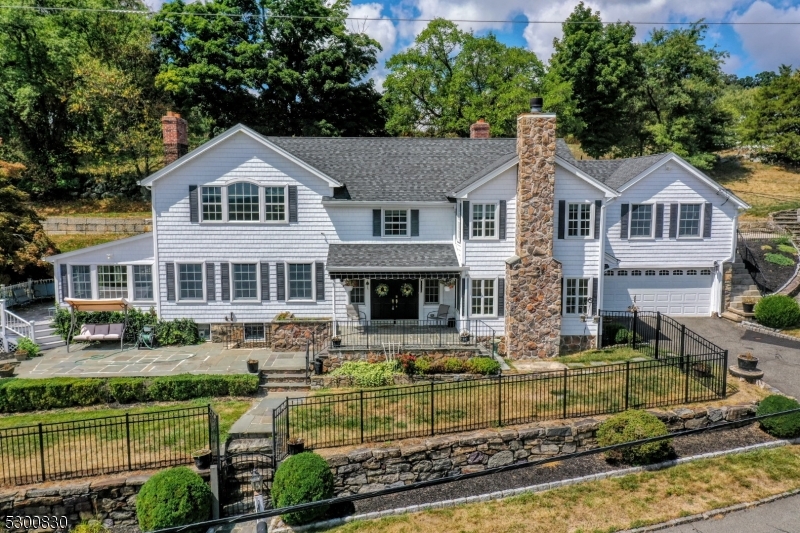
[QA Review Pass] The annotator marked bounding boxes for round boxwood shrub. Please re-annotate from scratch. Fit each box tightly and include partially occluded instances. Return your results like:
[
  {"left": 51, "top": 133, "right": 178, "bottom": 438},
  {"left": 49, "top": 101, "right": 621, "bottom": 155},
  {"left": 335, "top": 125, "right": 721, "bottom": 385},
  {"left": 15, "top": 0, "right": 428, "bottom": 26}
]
[
  {"left": 272, "top": 452, "right": 334, "bottom": 525},
  {"left": 597, "top": 410, "right": 674, "bottom": 465},
  {"left": 754, "top": 295, "right": 800, "bottom": 329},
  {"left": 756, "top": 395, "right": 800, "bottom": 438},
  {"left": 136, "top": 467, "right": 211, "bottom": 531}
]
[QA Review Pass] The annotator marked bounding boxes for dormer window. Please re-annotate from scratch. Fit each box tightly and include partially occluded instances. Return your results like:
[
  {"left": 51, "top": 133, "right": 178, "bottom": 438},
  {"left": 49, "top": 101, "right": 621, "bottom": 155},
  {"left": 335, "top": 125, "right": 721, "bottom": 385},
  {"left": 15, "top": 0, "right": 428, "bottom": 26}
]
[{"left": 384, "top": 209, "right": 408, "bottom": 236}]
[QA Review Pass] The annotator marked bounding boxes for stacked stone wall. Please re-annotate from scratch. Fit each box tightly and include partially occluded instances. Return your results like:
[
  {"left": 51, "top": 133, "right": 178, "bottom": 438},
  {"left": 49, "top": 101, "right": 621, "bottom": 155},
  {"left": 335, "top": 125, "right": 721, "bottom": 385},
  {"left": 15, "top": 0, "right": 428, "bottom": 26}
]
[{"left": 42, "top": 217, "right": 151, "bottom": 235}]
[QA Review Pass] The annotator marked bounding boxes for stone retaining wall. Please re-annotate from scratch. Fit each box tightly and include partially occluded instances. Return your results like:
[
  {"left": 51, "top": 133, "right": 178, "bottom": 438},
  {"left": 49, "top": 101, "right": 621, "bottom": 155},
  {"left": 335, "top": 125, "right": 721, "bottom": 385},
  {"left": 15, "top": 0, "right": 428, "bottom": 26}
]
[
  {"left": 559, "top": 335, "right": 597, "bottom": 354},
  {"left": 43, "top": 217, "right": 151, "bottom": 235},
  {"left": 322, "top": 404, "right": 756, "bottom": 496},
  {"left": 271, "top": 321, "right": 330, "bottom": 352}
]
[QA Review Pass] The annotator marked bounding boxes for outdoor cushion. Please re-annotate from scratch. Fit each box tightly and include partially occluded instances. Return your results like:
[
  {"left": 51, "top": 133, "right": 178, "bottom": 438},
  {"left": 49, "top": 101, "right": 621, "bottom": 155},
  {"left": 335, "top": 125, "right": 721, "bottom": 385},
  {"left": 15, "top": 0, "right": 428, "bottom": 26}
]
[
  {"left": 73, "top": 324, "right": 96, "bottom": 341},
  {"left": 104, "top": 323, "right": 124, "bottom": 340},
  {"left": 89, "top": 324, "right": 109, "bottom": 341}
]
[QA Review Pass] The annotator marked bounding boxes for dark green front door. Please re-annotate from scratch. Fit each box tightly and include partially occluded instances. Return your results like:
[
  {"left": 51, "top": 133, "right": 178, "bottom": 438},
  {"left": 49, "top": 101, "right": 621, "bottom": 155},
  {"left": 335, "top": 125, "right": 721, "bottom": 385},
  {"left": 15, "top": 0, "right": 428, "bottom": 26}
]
[{"left": 371, "top": 279, "right": 418, "bottom": 320}]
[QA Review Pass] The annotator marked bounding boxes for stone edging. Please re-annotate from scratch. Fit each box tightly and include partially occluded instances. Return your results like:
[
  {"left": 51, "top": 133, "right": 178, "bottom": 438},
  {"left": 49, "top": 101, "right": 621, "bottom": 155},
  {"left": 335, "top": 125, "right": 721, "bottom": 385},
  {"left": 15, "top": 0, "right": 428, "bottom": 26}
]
[
  {"left": 268, "top": 438, "right": 800, "bottom": 533},
  {"left": 740, "top": 320, "right": 800, "bottom": 343}
]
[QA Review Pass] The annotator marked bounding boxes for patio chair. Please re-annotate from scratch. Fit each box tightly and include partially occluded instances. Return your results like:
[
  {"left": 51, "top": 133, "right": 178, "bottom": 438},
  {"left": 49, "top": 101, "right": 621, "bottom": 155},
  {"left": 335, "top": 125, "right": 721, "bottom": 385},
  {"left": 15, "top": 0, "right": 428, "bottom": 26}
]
[
  {"left": 11, "top": 288, "right": 32, "bottom": 307},
  {"left": 33, "top": 282, "right": 55, "bottom": 300},
  {"left": 427, "top": 304, "right": 450, "bottom": 325},
  {"left": 137, "top": 326, "right": 155, "bottom": 350}
]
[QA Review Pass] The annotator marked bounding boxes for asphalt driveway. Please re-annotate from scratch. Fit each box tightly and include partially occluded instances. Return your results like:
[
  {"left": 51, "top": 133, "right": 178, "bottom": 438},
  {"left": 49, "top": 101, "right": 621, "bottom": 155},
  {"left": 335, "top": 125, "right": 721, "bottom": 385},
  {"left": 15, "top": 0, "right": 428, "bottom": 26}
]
[{"left": 678, "top": 317, "right": 800, "bottom": 399}]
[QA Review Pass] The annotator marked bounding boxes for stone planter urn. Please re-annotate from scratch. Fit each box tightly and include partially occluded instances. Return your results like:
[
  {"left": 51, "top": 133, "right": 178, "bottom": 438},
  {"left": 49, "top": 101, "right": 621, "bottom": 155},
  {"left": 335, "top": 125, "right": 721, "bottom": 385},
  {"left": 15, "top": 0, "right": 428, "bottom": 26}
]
[
  {"left": 737, "top": 353, "right": 759, "bottom": 371},
  {"left": 742, "top": 302, "right": 755, "bottom": 313},
  {"left": 246, "top": 359, "right": 259, "bottom": 373},
  {"left": 287, "top": 439, "right": 304, "bottom": 455},
  {"left": 14, "top": 350, "right": 28, "bottom": 362},
  {"left": 0, "top": 364, "right": 16, "bottom": 378},
  {"left": 192, "top": 449, "right": 212, "bottom": 470}
]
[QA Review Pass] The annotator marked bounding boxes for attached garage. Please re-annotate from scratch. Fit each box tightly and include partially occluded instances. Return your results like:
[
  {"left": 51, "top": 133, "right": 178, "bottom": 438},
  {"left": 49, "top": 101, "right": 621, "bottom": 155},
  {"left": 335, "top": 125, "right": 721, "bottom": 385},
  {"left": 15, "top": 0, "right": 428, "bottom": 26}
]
[{"left": 602, "top": 268, "right": 715, "bottom": 316}]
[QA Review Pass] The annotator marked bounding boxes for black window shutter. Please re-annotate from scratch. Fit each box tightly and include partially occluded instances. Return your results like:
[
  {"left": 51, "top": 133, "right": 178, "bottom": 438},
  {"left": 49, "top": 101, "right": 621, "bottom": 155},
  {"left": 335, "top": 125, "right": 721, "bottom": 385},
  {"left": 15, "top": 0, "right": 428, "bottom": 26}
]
[
  {"left": 461, "top": 278, "right": 466, "bottom": 314},
  {"left": 206, "top": 263, "right": 216, "bottom": 302},
  {"left": 315, "top": 262, "right": 325, "bottom": 301},
  {"left": 410, "top": 210, "right": 419, "bottom": 237},
  {"left": 60, "top": 264, "right": 68, "bottom": 300},
  {"left": 558, "top": 200, "right": 566, "bottom": 239},
  {"left": 288, "top": 185, "right": 298, "bottom": 223},
  {"left": 620, "top": 204, "right": 629, "bottom": 239},
  {"left": 499, "top": 200, "right": 507, "bottom": 240},
  {"left": 591, "top": 277, "right": 598, "bottom": 314},
  {"left": 703, "top": 203, "right": 713, "bottom": 238},
  {"left": 166, "top": 263, "right": 175, "bottom": 302},
  {"left": 655, "top": 203, "right": 664, "bottom": 238},
  {"left": 260, "top": 262, "right": 270, "bottom": 301},
  {"left": 462, "top": 201, "right": 470, "bottom": 240},
  {"left": 594, "top": 200, "right": 602, "bottom": 240},
  {"left": 189, "top": 186, "right": 199, "bottom": 223},
  {"left": 373, "top": 209, "right": 381, "bottom": 237},
  {"left": 669, "top": 203, "right": 679, "bottom": 238},
  {"left": 497, "top": 278, "right": 505, "bottom": 317},
  {"left": 220, "top": 263, "right": 230, "bottom": 301},
  {"left": 455, "top": 276, "right": 460, "bottom": 311},
  {"left": 560, "top": 278, "right": 564, "bottom": 315},
  {"left": 276, "top": 263, "right": 285, "bottom": 301}
]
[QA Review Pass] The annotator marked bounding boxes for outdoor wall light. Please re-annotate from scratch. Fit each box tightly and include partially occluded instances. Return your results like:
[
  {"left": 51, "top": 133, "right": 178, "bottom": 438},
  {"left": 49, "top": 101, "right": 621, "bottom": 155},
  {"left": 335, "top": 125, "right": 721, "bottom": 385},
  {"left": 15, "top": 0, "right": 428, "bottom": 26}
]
[
  {"left": 223, "top": 312, "right": 235, "bottom": 322},
  {"left": 106, "top": 253, "right": 113, "bottom": 260}
]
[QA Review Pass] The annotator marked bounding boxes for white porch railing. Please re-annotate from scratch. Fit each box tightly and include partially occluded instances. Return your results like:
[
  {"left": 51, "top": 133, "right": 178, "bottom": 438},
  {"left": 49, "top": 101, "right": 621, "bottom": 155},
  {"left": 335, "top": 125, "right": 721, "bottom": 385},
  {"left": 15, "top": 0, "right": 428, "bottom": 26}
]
[{"left": 0, "top": 299, "right": 35, "bottom": 353}]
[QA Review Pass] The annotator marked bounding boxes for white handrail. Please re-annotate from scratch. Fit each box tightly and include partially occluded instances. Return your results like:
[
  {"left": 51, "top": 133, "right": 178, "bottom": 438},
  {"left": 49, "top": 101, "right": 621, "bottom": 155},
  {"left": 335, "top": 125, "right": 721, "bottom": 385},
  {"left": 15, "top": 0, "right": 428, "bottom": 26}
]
[{"left": 3, "top": 309, "right": 35, "bottom": 343}]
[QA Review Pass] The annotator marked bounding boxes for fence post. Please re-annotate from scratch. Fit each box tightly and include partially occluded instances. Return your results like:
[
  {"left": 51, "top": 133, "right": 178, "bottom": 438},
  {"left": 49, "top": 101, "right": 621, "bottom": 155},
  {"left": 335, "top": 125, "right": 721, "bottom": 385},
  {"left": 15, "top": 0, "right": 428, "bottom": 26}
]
[
  {"left": 210, "top": 464, "right": 221, "bottom": 520},
  {"left": 497, "top": 375, "right": 503, "bottom": 427},
  {"left": 679, "top": 324, "right": 686, "bottom": 371},
  {"left": 722, "top": 350, "right": 728, "bottom": 397},
  {"left": 684, "top": 356, "right": 691, "bottom": 403},
  {"left": 631, "top": 310, "right": 638, "bottom": 351},
  {"left": 305, "top": 342, "right": 310, "bottom": 383},
  {"left": 430, "top": 381, "right": 435, "bottom": 437},
  {"left": 272, "top": 407, "right": 278, "bottom": 469},
  {"left": 562, "top": 368, "right": 568, "bottom": 419},
  {"left": 654, "top": 312, "right": 661, "bottom": 359},
  {"left": 624, "top": 361, "right": 630, "bottom": 411},
  {"left": 126, "top": 413, "right": 132, "bottom": 470},
  {"left": 359, "top": 390, "right": 365, "bottom": 444},
  {"left": 38, "top": 423, "right": 46, "bottom": 482},
  {"left": 366, "top": 321, "right": 370, "bottom": 351}
]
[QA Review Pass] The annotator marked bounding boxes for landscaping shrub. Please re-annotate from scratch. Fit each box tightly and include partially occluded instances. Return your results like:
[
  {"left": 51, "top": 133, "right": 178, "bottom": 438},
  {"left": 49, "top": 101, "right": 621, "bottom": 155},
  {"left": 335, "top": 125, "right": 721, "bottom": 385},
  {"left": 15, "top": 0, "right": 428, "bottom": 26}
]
[
  {"left": 330, "top": 361, "right": 398, "bottom": 387},
  {"left": 136, "top": 466, "right": 211, "bottom": 531},
  {"left": 774, "top": 236, "right": 793, "bottom": 246},
  {"left": 754, "top": 295, "right": 800, "bottom": 329},
  {"left": 756, "top": 395, "right": 800, "bottom": 438},
  {"left": 597, "top": 410, "right": 674, "bottom": 465},
  {"left": 53, "top": 306, "right": 200, "bottom": 345},
  {"left": 442, "top": 357, "right": 466, "bottom": 373},
  {"left": 108, "top": 378, "right": 149, "bottom": 403},
  {"left": 14, "top": 337, "right": 40, "bottom": 357},
  {"left": 397, "top": 353, "right": 416, "bottom": 374},
  {"left": 271, "top": 452, "right": 334, "bottom": 525},
  {"left": 777, "top": 244, "right": 796, "bottom": 254},
  {"left": 226, "top": 374, "right": 260, "bottom": 396},
  {"left": 465, "top": 357, "right": 501, "bottom": 375},
  {"left": 72, "top": 522, "right": 109, "bottom": 533},
  {"left": 413, "top": 357, "right": 432, "bottom": 375},
  {"left": 765, "top": 253, "right": 795, "bottom": 266}
]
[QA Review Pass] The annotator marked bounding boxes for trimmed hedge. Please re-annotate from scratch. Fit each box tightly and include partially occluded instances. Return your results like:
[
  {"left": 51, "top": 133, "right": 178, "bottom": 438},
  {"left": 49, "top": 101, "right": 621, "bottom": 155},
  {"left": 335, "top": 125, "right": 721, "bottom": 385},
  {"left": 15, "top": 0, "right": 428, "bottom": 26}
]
[
  {"left": 272, "top": 452, "right": 334, "bottom": 525},
  {"left": 757, "top": 395, "right": 800, "bottom": 438},
  {"left": 754, "top": 295, "right": 800, "bottom": 329},
  {"left": 597, "top": 410, "right": 674, "bottom": 465},
  {"left": 0, "top": 374, "right": 258, "bottom": 413},
  {"left": 53, "top": 307, "right": 200, "bottom": 345},
  {"left": 136, "top": 466, "right": 211, "bottom": 531}
]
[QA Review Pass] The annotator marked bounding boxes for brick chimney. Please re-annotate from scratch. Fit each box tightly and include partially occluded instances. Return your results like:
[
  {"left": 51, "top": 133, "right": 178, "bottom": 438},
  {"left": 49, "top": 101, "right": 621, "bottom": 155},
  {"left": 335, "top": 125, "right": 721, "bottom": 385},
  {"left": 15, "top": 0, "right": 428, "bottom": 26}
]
[
  {"left": 162, "top": 111, "right": 188, "bottom": 165},
  {"left": 505, "top": 97, "right": 562, "bottom": 358},
  {"left": 469, "top": 119, "right": 490, "bottom": 139}
]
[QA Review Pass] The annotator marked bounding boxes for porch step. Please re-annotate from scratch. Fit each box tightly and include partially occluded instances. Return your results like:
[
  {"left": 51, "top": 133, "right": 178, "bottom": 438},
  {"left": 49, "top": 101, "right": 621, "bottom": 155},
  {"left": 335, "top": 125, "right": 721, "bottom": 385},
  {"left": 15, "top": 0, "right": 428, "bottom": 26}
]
[
  {"left": 721, "top": 311, "right": 744, "bottom": 323},
  {"left": 262, "top": 373, "right": 308, "bottom": 383},
  {"left": 260, "top": 383, "right": 312, "bottom": 393}
]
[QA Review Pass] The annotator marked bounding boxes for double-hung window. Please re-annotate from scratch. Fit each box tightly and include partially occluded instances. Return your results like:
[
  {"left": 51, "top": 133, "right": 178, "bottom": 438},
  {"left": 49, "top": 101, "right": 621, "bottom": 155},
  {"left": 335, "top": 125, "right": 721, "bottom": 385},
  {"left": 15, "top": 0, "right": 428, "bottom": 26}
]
[
  {"left": 201, "top": 186, "right": 223, "bottom": 221},
  {"left": 71, "top": 265, "right": 92, "bottom": 299},
  {"left": 349, "top": 279, "right": 365, "bottom": 305},
  {"left": 133, "top": 265, "right": 153, "bottom": 301},
  {"left": 233, "top": 264, "right": 258, "bottom": 300},
  {"left": 288, "top": 263, "right": 313, "bottom": 300},
  {"left": 228, "top": 183, "right": 259, "bottom": 221},
  {"left": 678, "top": 204, "right": 702, "bottom": 237},
  {"left": 264, "top": 187, "right": 286, "bottom": 222},
  {"left": 567, "top": 203, "right": 592, "bottom": 237},
  {"left": 384, "top": 210, "right": 408, "bottom": 236},
  {"left": 471, "top": 279, "right": 495, "bottom": 316},
  {"left": 424, "top": 279, "right": 440, "bottom": 305},
  {"left": 98, "top": 266, "right": 128, "bottom": 299},
  {"left": 178, "top": 264, "right": 204, "bottom": 300},
  {"left": 629, "top": 204, "right": 653, "bottom": 238},
  {"left": 564, "top": 278, "right": 589, "bottom": 315},
  {"left": 244, "top": 323, "right": 265, "bottom": 341},
  {"left": 471, "top": 204, "right": 496, "bottom": 238}
]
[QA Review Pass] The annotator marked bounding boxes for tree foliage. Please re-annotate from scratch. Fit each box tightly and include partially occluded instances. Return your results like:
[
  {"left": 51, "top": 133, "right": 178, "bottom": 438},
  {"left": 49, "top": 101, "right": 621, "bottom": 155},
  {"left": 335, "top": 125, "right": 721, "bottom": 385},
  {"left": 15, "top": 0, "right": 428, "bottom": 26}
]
[
  {"left": 382, "top": 19, "right": 544, "bottom": 137},
  {"left": 742, "top": 65, "right": 800, "bottom": 164}
]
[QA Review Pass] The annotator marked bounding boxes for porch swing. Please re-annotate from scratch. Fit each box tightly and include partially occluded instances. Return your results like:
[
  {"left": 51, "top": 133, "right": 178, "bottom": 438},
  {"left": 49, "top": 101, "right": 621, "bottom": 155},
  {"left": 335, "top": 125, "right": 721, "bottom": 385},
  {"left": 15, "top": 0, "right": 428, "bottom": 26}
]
[{"left": 64, "top": 298, "right": 130, "bottom": 352}]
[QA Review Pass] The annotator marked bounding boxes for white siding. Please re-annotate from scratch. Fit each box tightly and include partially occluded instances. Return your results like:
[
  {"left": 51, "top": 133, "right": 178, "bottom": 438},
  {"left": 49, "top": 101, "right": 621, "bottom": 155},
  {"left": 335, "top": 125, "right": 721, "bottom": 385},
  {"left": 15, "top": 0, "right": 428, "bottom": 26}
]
[{"left": 327, "top": 205, "right": 453, "bottom": 242}]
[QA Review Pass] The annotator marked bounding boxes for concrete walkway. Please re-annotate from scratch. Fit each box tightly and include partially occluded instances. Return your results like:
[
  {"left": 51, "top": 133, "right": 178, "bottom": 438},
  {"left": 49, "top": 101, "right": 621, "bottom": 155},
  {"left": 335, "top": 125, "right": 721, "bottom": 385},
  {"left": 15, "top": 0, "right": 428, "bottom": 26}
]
[
  {"left": 658, "top": 493, "right": 800, "bottom": 533},
  {"left": 228, "top": 392, "right": 307, "bottom": 439}
]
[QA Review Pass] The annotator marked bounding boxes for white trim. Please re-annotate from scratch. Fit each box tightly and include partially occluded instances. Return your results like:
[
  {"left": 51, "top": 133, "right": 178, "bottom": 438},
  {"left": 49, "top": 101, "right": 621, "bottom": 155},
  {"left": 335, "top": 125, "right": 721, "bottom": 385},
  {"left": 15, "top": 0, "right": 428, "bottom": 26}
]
[
  {"left": 675, "top": 202, "right": 705, "bottom": 240},
  {"left": 226, "top": 181, "right": 263, "bottom": 223},
  {"left": 263, "top": 184, "right": 289, "bottom": 224},
  {"left": 469, "top": 277, "right": 498, "bottom": 318},
  {"left": 285, "top": 261, "right": 316, "bottom": 302},
  {"left": 176, "top": 263, "right": 206, "bottom": 302},
  {"left": 131, "top": 264, "right": 156, "bottom": 303},
  {"left": 628, "top": 203, "right": 656, "bottom": 240},
  {"left": 469, "top": 202, "right": 500, "bottom": 240},
  {"left": 382, "top": 208, "right": 411, "bottom": 238},
  {"left": 45, "top": 233, "right": 152, "bottom": 262},
  {"left": 199, "top": 184, "right": 225, "bottom": 223},
  {"left": 323, "top": 199, "right": 451, "bottom": 207},
  {"left": 327, "top": 266, "right": 469, "bottom": 273},
  {"left": 617, "top": 154, "right": 750, "bottom": 209},
  {"left": 562, "top": 277, "right": 591, "bottom": 316},
  {"left": 230, "top": 262, "right": 260, "bottom": 302},
  {"left": 565, "top": 201, "right": 594, "bottom": 239},
  {"left": 139, "top": 124, "right": 341, "bottom": 187},
  {"left": 451, "top": 156, "right": 518, "bottom": 198},
  {"left": 555, "top": 157, "right": 621, "bottom": 197}
]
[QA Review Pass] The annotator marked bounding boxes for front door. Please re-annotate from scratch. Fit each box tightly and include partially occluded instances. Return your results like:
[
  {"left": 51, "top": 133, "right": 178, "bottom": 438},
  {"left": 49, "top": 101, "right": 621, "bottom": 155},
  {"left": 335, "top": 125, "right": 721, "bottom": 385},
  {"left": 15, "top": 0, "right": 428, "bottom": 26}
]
[{"left": 371, "top": 279, "right": 419, "bottom": 320}]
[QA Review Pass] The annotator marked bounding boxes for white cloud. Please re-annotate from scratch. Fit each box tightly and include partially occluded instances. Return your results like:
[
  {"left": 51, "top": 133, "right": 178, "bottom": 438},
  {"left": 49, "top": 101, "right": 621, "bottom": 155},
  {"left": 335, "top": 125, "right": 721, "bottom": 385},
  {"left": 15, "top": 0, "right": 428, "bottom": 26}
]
[
  {"left": 347, "top": 2, "right": 398, "bottom": 59},
  {"left": 733, "top": 0, "right": 800, "bottom": 71}
]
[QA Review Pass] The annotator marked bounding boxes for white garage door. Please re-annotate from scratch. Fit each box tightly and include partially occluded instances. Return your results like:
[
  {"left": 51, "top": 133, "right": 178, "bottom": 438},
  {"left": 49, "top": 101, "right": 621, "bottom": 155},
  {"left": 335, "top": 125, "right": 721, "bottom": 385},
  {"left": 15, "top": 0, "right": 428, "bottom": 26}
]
[{"left": 603, "top": 268, "right": 714, "bottom": 316}]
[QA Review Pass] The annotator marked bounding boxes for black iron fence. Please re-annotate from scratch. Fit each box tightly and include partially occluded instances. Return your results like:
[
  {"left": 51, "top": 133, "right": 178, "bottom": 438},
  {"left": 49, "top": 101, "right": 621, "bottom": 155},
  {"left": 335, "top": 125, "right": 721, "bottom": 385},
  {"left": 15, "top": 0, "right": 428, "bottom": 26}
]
[
  {"left": 273, "top": 318, "right": 727, "bottom": 461},
  {"left": 0, "top": 405, "right": 219, "bottom": 486},
  {"left": 332, "top": 319, "right": 496, "bottom": 353},
  {"left": 219, "top": 452, "right": 274, "bottom": 517},
  {"left": 737, "top": 228, "right": 795, "bottom": 294}
]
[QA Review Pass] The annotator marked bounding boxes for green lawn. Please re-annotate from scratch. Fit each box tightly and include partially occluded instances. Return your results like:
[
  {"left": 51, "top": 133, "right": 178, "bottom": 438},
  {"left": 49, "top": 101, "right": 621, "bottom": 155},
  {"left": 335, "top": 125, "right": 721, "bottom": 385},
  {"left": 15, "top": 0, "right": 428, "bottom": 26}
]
[{"left": 558, "top": 347, "right": 648, "bottom": 366}]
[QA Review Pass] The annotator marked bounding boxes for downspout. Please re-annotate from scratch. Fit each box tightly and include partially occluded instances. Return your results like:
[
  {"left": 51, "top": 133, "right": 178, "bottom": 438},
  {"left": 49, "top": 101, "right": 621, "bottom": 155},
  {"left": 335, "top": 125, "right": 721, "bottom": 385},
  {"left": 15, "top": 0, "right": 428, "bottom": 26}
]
[
  {"left": 149, "top": 184, "right": 162, "bottom": 319},
  {"left": 597, "top": 197, "right": 615, "bottom": 347}
]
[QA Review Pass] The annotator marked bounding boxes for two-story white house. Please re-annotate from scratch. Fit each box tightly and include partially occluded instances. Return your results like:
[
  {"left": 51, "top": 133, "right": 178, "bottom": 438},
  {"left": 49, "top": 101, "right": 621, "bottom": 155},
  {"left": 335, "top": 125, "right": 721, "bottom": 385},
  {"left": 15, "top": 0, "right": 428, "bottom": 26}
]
[{"left": 47, "top": 101, "right": 748, "bottom": 357}]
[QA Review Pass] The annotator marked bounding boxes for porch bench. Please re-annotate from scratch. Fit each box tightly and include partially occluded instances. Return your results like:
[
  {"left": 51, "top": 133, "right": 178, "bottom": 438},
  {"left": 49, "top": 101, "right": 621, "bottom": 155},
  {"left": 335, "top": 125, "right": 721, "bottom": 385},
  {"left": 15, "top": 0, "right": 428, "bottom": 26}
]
[{"left": 72, "top": 323, "right": 125, "bottom": 343}]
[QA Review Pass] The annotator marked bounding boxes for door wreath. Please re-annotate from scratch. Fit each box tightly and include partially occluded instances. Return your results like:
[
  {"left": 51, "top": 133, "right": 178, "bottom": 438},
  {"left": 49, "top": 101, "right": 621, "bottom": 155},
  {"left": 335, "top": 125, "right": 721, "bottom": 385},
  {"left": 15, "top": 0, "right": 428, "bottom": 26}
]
[
  {"left": 375, "top": 283, "right": 389, "bottom": 297},
  {"left": 400, "top": 283, "right": 414, "bottom": 297}
]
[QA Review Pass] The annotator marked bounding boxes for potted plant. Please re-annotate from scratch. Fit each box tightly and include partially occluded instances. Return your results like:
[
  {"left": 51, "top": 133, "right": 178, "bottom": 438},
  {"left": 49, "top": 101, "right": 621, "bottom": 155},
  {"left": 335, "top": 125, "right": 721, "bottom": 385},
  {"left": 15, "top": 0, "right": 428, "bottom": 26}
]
[
  {"left": 331, "top": 336, "right": 342, "bottom": 348},
  {"left": 737, "top": 352, "right": 759, "bottom": 371},
  {"left": 14, "top": 348, "right": 28, "bottom": 362},
  {"left": 0, "top": 363, "right": 16, "bottom": 378},
  {"left": 14, "top": 337, "right": 38, "bottom": 362},
  {"left": 342, "top": 279, "right": 354, "bottom": 293},
  {"left": 459, "top": 329, "right": 471, "bottom": 344},
  {"left": 741, "top": 297, "right": 758, "bottom": 314},
  {"left": 246, "top": 358, "right": 260, "bottom": 373},
  {"left": 441, "top": 278, "right": 457, "bottom": 292},
  {"left": 192, "top": 448, "right": 212, "bottom": 469},
  {"left": 287, "top": 437, "right": 305, "bottom": 455}
]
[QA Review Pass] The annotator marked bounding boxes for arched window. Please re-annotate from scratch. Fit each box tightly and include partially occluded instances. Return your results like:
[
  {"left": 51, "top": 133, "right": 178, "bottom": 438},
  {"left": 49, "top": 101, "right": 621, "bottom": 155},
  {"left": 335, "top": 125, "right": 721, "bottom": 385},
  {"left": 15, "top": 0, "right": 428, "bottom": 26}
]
[{"left": 228, "top": 183, "right": 259, "bottom": 221}]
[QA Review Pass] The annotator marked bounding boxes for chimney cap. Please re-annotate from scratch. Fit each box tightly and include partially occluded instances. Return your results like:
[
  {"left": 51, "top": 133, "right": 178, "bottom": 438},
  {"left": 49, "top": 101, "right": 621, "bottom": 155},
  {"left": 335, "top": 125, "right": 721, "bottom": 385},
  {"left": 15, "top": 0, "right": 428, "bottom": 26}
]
[
  {"left": 165, "top": 111, "right": 182, "bottom": 118},
  {"left": 530, "top": 97, "right": 543, "bottom": 113}
]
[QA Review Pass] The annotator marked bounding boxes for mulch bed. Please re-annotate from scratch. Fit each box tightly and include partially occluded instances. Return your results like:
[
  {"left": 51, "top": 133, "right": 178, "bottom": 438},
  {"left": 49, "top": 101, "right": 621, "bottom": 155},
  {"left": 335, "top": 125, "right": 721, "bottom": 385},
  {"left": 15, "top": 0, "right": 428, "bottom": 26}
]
[
  {"left": 351, "top": 423, "right": 776, "bottom": 515},
  {"left": 744, "top": 238, "right": 796, "bottom": 291}
]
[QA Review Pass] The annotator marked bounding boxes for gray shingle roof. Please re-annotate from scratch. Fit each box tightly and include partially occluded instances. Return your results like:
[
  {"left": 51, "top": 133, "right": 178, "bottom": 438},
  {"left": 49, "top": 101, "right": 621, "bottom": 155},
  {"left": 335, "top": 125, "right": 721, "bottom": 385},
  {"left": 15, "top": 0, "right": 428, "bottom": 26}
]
[
  {"left": 327, "top": 244, "right": 459, "bottom": 269},
  {"left": 572, "top": 153, "right": 668, "bottom": 190}
]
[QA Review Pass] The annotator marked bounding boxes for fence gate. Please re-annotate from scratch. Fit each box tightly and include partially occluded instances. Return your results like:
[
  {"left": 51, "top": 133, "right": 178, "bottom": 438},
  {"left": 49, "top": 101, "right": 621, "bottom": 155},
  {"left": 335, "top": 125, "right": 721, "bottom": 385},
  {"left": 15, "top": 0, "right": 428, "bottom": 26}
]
[{"left": 220, "top": 452, "right": 275, "bottom": 517}]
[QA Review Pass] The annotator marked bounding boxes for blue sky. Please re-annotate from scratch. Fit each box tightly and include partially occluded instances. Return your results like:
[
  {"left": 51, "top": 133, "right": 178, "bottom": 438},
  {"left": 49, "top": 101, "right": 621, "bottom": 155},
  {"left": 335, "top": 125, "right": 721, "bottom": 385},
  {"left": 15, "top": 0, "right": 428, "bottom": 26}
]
[{"left": 343, "top": 0, "right": 800, "bottom": 86}]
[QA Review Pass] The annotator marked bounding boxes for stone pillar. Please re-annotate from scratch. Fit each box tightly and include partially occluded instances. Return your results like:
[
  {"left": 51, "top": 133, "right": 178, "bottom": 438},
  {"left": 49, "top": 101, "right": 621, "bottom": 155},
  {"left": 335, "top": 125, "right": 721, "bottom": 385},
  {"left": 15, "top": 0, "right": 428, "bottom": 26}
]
[{"left": 505, "top": 110, "right": 562, "bottom": 358}]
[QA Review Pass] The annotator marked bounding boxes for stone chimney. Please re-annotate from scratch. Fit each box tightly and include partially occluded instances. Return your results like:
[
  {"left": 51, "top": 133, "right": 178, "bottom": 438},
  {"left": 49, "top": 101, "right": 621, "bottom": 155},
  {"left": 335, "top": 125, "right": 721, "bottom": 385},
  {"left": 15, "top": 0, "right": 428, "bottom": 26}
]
[
  {"left": 162, "top": 111, "right": 188, "bottom": 165},
  {"left": 469, "top": 119, "right": 490, "bottom": 139},
  {"left": 505, "top": 97, "right": 562, "bottom": 358}
]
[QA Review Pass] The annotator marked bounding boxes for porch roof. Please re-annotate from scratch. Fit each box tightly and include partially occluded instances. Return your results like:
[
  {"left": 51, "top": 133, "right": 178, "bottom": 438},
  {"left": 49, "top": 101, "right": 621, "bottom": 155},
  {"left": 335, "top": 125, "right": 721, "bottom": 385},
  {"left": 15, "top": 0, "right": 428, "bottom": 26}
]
[{"left": 327, "top": 243, "right": 461, "bottom": 271}]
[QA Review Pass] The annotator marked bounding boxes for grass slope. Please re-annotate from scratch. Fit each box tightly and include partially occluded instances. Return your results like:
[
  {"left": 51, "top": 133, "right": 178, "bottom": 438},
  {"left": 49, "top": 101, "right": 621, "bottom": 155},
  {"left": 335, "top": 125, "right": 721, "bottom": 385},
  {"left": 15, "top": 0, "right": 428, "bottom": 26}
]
[
  {"left": 50, "top": 233, "right": 138, "bottom": 253},
  {"left": 34, "top": 198, "right": 151, "bottom": 218}
]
